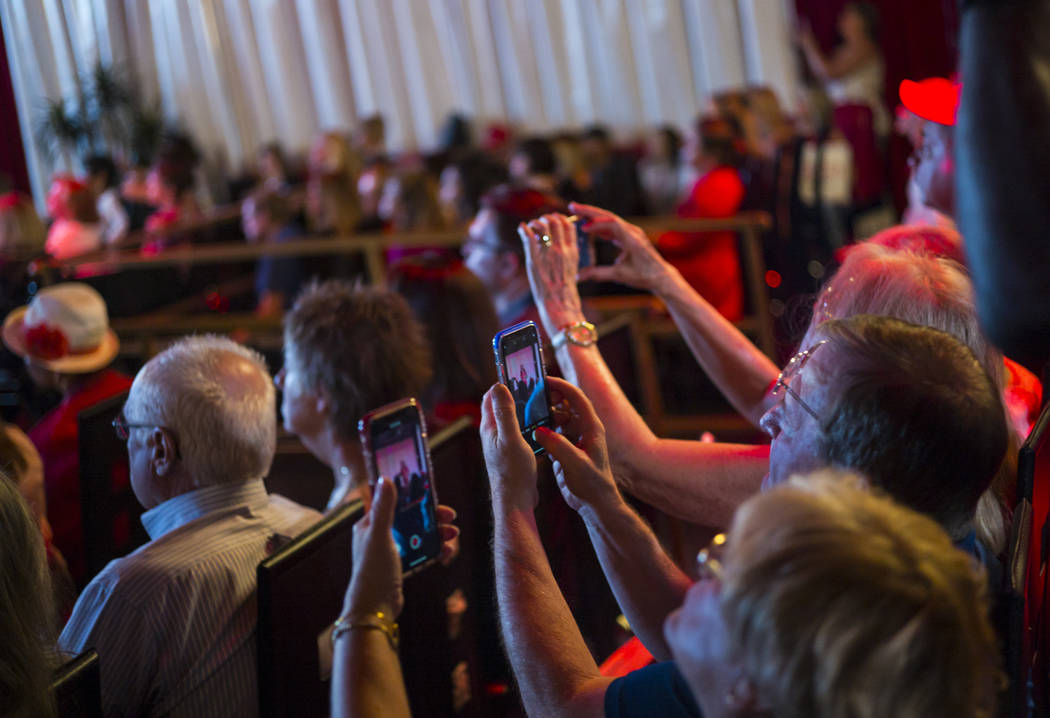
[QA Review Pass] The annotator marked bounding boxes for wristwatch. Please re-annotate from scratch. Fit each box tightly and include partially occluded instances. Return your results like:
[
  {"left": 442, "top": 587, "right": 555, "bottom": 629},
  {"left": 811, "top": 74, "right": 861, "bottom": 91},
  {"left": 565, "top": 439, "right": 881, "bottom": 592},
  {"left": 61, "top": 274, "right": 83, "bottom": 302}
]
[{"left": 551, "top": 320, "right": 598, "bottom": 350}]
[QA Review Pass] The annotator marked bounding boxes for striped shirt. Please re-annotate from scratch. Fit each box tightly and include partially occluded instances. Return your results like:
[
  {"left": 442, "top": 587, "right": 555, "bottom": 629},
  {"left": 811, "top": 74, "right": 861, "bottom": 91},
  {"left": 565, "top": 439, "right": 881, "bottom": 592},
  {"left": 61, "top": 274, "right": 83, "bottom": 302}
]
[{"left": 59, "top": 479, "right": 321, "bottom": 717}]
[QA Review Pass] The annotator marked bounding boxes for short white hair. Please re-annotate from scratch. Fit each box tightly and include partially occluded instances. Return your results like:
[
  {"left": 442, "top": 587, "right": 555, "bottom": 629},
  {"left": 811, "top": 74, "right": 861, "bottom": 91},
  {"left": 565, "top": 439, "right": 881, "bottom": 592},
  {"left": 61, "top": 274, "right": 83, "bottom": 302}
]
[{"left": 125, "top": 335, "right": 276, "bottom": 487}]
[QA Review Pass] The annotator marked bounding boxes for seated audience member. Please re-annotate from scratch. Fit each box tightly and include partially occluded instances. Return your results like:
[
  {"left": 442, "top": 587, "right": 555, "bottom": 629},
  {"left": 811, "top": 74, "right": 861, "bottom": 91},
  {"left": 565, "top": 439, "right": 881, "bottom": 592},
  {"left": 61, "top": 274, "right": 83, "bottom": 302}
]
[
  {"left": 579, "top": 125, "right": 646, "bottom": 217},
  {"left": 330, "top": 477, "right": 410, "bottom": 718},
  {"left": 2, "top": 283, "right": 132, "bottom": 583},
  {"left": 242, "top": 188, "right": 306, "bottom": 316},
  {"left": 657, "top": 117, "right": 746, "bottom": 321},
  {"left": 0, "top": 472, "right": 59, "bottom": 718},
  {"left": 306, "top": 131, "right": 361, "bottom": 236},
  {"left": 663, "top": 473, "right": 997, "bottom": 717},
  {"left": 354, "top": 114, "right": 387, "bottom": 165},
  {"left": 145, "top": 133, "right": 203, "bottom": 235},
  {"left": 377, "top": 170, "right": 446, "bottom": 233},
  {"left": 509, "top": 137, "right": 560, "bottom": 194},
  {"left": 357, "top": 155, "right": 393, "bottom": 232},
  {"left": 388, "top": 256, "right": 499, "bottom": 427},
  {"left": 277, "top": 280, "right": 434, "bottom": 511},
  {"left": 461, "top": 184, "right": 565, "bottom": 328},
  {"left": 898, "top": 76, "right": 958, "bottom": 221},
  {"left": 59, "top": 335, "right": 322, "bottom": 716},
  {"left": 437, "top": 152, "right": 508, "bottom": 227},
  {"left": 638, "top": 125, "right": 684, "bottom": 216},
  {"left": 0, "top": 421, "right": 75, "bottom": 617},
  {"left": 0, "top": 191, "right": 45, "bottom": 260},
  {"left": 256, "top": 141, "right": 292, "bottom": 193},
  {"left": 480, "top": 314, "right": 1004, "bottom": 716},
  {"left": 84, "top": 155, "right": 130, "bottom": 246},
  {"left": 44, "top": 176, "right": 103, "bottom": 261},
  {"left": 0, "top": 192, "right": 46, "bottom": 317},
  {"left": 521, "top": 211, "right": 1013, "bottom": 546}
]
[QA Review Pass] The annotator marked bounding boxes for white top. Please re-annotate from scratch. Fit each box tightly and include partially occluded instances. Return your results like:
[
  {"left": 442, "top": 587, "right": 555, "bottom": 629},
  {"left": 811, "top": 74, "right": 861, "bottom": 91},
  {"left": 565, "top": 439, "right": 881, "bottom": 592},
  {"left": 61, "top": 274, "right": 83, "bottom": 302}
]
[
  {"left": 59, "top": 479, "right": 321, "bottom": 717},
  {"left": 826, "top": 57, "right": 890, "bottom": 137}
]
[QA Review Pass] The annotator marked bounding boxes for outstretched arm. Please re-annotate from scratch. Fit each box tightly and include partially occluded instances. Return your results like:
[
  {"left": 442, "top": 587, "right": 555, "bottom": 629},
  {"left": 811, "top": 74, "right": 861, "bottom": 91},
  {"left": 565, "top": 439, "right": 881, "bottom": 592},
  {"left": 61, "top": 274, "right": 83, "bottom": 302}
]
[
  {"left": 519, "top": 212, "right": 768, "bottom": 529},
  {"left": 482, "top": 384, "right": 610, "bottom": 717},
  {"left": 571, "top": 203, "right": 780, "bottom": 426},
  {"left": 535, "top": 377, "right": 699, "bottom": 660}
]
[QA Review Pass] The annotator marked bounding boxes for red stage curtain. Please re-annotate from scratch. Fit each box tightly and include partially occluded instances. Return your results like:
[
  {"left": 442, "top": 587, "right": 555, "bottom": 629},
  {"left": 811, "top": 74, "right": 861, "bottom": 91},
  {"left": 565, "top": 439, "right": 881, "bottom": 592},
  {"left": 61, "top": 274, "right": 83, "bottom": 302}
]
[{"left": 0, "top": 16, "right": 31, "bottom": 194}]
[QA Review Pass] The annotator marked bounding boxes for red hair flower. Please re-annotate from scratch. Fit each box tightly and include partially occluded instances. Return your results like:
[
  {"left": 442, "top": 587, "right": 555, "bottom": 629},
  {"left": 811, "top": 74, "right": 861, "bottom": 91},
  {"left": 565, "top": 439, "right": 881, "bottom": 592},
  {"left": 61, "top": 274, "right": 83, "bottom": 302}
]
[{"left": 25, "top": 323, "right": 69, "bottom": 360}]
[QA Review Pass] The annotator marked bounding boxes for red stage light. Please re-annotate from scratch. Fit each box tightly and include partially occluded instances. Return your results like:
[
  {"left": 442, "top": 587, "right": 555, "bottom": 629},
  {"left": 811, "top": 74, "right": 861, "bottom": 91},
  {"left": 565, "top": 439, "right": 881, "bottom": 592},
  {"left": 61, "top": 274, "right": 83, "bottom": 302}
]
[{"left": 765, "top": 270, "right": 782, "bottom": 288}]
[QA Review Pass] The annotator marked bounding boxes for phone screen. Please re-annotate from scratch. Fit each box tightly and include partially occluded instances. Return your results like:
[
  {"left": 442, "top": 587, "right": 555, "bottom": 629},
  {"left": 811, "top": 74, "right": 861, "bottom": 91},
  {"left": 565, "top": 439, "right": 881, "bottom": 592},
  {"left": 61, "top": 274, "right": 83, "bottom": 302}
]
[
  {"left": 495, "top": 322, "right": 552, "bottom": 454},
  {"left": 370, "top": 408, "right": 440, "bottom": 573}
]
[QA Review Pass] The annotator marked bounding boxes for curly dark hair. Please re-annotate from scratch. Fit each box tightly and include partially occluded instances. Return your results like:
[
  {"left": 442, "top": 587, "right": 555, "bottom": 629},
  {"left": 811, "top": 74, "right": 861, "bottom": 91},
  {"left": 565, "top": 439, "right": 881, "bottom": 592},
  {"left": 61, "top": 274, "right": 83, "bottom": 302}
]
[{"left": 283, "top": 280, "right": 433, "bottom": 441}]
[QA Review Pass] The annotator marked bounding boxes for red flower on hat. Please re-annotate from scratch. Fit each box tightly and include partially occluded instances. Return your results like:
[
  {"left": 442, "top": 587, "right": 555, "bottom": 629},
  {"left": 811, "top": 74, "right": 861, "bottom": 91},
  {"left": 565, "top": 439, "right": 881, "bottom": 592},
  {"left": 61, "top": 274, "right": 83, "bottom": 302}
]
[{"left": 25, "top": 323, "right": 70, "bottom": 360}]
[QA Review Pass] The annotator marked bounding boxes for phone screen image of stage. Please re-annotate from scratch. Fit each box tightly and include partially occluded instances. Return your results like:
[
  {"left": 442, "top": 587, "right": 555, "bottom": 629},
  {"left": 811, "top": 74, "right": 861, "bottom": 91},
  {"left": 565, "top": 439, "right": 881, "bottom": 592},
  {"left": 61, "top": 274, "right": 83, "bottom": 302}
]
[
  {"left": 503, "top": 344, "right": 551, "bottom": 434},
  {"left": 374, "top": 427, "right": 438, "bottom": 571}
]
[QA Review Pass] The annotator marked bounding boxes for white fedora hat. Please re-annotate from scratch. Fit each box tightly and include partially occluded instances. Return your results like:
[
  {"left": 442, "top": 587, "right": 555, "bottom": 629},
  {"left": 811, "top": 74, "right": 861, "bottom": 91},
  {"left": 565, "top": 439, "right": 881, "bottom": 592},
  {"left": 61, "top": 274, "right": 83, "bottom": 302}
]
[{"left": 2, "top": 283, "right": 119, "bottom": 374}]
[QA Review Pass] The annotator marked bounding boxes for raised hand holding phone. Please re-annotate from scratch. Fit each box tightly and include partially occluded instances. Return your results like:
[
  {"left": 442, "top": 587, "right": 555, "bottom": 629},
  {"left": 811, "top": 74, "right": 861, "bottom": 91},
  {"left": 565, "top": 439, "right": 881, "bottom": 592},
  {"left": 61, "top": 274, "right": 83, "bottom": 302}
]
[
  {"left": 492, "top": 321, "right": 554, "bottom": 454},
  {"left": 359, "top": 399, "right": 442, "bottom": 576}
]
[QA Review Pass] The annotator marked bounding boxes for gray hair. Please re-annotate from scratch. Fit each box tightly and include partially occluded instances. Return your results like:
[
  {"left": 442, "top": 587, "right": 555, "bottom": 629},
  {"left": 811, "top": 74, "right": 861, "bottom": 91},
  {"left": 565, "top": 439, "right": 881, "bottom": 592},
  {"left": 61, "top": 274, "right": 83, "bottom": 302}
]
[{"left": 126, "top": 335, "right": 276, "bottom": 487}]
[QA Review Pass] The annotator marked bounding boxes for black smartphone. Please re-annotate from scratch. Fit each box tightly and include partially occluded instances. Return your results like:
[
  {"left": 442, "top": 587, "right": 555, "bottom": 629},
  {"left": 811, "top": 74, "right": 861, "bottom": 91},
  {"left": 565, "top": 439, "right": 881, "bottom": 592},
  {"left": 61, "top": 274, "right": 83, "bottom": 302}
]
[
  {"left": 359, "top": 398, "right": 440, "bottom": 576},
  {"left": 570, "top": 215, "right": 595, "bottom": 270},
  {"left": 492, "top": 320, "right": 553, "bottom": 454}
]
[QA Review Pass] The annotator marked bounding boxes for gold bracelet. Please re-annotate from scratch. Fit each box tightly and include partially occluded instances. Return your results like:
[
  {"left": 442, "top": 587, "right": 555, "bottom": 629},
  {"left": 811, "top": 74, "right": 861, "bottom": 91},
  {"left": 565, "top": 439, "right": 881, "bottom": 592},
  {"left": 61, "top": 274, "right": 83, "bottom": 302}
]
[{"left": 332, "top": 610, "right": 400, "bottom": 650}]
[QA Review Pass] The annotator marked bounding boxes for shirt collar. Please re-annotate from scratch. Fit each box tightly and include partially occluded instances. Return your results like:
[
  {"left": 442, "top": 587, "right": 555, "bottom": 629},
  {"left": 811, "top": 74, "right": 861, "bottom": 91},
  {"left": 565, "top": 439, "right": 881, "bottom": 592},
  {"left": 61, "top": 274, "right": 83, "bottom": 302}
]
[{"left": 140, "top": 479, "right": 270, "bottom": 540}]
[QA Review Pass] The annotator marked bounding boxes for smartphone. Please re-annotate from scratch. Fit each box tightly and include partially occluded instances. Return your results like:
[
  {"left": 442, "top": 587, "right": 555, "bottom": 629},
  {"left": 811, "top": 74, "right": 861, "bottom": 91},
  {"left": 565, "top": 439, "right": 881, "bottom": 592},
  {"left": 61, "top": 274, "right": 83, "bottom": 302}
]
[
  {"left": 569, "top": 215, "right": 595, "bottom": 270},
  {"left": 359, "top": 398, "right": 440, "bottom": 576},
  {"left": 492, "top": 321, "right": 553, "bottom": 454}
]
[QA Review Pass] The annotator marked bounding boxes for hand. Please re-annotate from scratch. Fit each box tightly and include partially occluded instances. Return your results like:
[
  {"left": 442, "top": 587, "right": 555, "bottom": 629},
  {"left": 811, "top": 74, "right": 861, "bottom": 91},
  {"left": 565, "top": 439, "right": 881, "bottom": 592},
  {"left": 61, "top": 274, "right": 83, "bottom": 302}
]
[
  {"left": 435, "top": 504, "right": 461, "bottom": 566},
  {"left": 345, "top": 477, "right": 403, "bottom": 619},
  {"left": 534, "top": 377, "right": 621, "bottom": 515},
  {"left": 481, "top": 383, "right": 539, "bottom": 510},
  {"left": 518, "top": 213, "right": 586, "bottom": 335},
  {"left": 570, "top": 202, "right": 672, "bottom": 293}
]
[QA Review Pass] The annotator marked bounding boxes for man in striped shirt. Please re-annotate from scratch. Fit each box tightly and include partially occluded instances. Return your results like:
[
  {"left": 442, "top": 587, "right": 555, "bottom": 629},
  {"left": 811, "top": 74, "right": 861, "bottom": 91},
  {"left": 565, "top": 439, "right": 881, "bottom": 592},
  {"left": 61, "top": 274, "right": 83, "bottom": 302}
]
[{"left": 59, "top": 336, "right": 322, "bottom": 717}]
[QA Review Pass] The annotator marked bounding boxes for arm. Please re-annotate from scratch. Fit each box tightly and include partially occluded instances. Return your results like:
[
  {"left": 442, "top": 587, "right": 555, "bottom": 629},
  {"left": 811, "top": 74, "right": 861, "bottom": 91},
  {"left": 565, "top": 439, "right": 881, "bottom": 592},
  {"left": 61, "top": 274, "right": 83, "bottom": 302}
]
[
  {"left": 558, "top": 204, "right": 779, "bottom": 426},
  {"left": 519, "top": 212, "right": 768, "bottom": 528},
  {"left": 799, "top": 27, "right": 874, "bottom": 81},
  {"left": 534, "top": 377, "right": 697, "bottom": 659},
  {"left": 331, "top": 478, "right": 411, "bottom": 718},
  {"left": 482, "top": 384, "right": 611, "bottom": 717}
]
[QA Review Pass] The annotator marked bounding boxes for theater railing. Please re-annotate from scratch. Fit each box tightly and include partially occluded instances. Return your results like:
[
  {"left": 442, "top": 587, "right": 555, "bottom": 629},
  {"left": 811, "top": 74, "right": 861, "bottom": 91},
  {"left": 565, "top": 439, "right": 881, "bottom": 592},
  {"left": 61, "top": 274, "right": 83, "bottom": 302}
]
[{"left": 54, "top": 212, "right": 774, "bottom": 438}]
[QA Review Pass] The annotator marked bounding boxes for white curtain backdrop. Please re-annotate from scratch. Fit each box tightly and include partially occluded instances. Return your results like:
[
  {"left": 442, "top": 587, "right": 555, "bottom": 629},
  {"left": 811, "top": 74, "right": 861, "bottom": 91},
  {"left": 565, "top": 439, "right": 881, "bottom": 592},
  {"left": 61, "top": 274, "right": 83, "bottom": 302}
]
[{"left": 1, "top": 0, "right": 800, "bottom": 206}]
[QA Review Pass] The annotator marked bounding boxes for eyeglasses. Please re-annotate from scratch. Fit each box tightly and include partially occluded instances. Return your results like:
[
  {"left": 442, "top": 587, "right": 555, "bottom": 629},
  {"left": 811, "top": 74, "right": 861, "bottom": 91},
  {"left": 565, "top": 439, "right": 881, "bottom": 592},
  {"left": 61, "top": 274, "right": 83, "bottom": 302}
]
[
  {"left": 771, "top": 340, "right": 828, "bottom": 422},
  {"left": 112, "top": 412, "right": 154, "bottom": 442},
  {"left": 696, "top": 533, "right": 727, "bottom": 580}
]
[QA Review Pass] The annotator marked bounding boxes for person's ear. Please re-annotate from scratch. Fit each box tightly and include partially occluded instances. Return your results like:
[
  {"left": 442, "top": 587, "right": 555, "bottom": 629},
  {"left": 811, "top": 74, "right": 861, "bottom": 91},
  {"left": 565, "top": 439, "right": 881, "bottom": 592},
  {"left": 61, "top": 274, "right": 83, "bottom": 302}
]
[
  {"left": 149, "top": 428, "right": 178, "bottom": 477},
  {"left": 314, "top": 386, "right": 331, "bottom": 419},
  {"left": 724, "top": 675, "right": 767, "bottom": 717}
]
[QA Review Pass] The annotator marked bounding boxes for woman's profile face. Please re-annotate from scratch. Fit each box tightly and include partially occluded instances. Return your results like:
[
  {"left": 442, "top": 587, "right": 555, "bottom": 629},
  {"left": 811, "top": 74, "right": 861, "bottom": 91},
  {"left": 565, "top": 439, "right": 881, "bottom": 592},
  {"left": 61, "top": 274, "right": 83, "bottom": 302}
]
[
  {"left": 275, "top": 343, "right": 326, "bottom": 444},
  {"left": 838, "top": 7, "right": 867, "bottom": 43}
]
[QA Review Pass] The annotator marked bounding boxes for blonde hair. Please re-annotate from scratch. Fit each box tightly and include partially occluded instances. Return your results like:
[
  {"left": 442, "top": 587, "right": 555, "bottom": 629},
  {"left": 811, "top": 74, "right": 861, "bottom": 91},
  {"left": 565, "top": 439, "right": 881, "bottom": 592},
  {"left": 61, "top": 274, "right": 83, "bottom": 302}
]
[
  {"left": 0, "top": 473, "right": 57, "bottom": 717},
  {"left": 722, "top": 471, "right": 998, "bottom": 718},
  {"left": 0, "top": 195, "right": 46, "bottom": 260},
  {"left": 805, "top": 241, "right": 1009, "bottom": 552}
]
